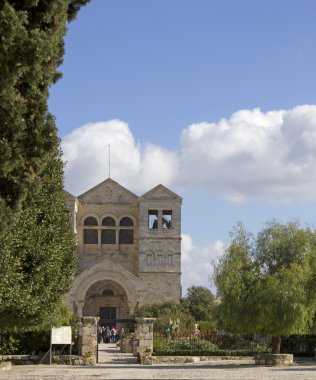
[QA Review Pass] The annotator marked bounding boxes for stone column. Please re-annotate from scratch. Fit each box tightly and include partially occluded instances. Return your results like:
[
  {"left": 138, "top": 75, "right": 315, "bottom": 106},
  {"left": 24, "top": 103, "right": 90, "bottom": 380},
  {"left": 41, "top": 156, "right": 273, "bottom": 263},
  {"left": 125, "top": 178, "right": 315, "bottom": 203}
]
[
  {"left": 78, "top": 316, "right": 99, "bottom": 365},
  {"left": 75, "top": 301, "right": 85, "bottom": 319},
  {"left": 133, "top": 317, "right": 155, "bottom": 362},
  {"left": 128, "top": 301, "right": 135, "bottom": 316},
  {"left": 97, "top": 230, "right": 102, "bottom": 253}
]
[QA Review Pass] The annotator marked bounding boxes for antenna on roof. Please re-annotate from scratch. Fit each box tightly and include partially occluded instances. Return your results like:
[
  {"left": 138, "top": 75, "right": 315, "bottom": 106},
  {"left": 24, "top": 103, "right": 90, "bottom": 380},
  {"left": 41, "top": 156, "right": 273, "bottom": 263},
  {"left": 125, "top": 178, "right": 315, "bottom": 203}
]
[{"left": 108, "top": 144, "right": 111, "bottom": 178}]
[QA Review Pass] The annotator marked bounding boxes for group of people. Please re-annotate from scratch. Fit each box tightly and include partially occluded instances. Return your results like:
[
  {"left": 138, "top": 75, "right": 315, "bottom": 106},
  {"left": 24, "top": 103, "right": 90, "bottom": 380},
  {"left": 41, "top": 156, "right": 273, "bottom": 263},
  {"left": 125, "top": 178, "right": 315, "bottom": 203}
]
[{"left": 98, "top": 325, "right": 124, "bottom": 344}]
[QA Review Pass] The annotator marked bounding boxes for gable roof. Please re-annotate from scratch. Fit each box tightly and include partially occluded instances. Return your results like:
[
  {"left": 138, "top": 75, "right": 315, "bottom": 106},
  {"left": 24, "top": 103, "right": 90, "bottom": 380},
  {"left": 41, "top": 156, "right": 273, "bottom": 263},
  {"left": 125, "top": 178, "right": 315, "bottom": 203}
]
[
  {"left": 140, "top": 184, "right": 182, "bottom": 201},
  {"left": 78, "top": 178, "right": 138, "bottom": 204}
]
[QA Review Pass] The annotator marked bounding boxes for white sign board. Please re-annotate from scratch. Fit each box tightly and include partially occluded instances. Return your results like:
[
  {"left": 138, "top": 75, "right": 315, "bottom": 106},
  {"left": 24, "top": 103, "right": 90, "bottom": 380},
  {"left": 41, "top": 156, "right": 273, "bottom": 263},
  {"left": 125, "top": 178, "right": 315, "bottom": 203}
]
[{"left": 51, "top": 326, "right": 72, "bottom": 345}]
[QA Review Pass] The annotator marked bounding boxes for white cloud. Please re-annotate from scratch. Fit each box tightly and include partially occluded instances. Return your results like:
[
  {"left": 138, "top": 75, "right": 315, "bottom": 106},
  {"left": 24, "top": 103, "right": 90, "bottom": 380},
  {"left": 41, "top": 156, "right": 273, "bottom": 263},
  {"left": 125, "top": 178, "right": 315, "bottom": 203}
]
[
  {"left": 181, "top": 234, "right": 224, "bottom": 295},
  {"left": 61, "top": 120, "right": 177, "bottom": 195},
  {"left": 179, "top": 105, "right": 316, "bottom": 202},
  {"left": 62, "top": 104, "right": 316, "bottom": 202},
  {"left": 62, "top": 120, "right": 139, "bottom": 195}
]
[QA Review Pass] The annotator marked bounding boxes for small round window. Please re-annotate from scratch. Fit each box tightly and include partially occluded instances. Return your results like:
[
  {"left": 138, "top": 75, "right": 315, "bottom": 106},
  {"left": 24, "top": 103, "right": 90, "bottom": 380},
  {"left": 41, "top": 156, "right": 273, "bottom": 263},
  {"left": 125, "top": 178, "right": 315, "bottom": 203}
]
[{"left": 102, "top": 289, "right": 114, "bottom": 296}]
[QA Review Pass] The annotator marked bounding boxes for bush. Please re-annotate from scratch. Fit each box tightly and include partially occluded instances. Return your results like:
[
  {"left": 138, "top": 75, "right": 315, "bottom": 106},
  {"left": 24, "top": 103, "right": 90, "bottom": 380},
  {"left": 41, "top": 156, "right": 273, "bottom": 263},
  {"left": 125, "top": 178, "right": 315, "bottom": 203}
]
[
  {"left": 0, "top": 331, "right": 50, "bottom": 355},
  {"left": 0, "top": 304, "right": 80, "bottom": 355},
  {"left": 153, "top": 335, "right": 270, "bottom": 356},
  {"left": 154, "top": 337, "right": 218, "bottom": 355},
  {"left": 196, "top": 321, "right": 216, "bottom": 339},
  {"left": 133, "top": 301, "right": 194, "bottom": 337},
  {"left": 0, "top": 334, "right": 19, "bottom": 355},
  {"left": 229, "top": 340, "right": 269, "bottom": 353},
  {"left": 281, "top": 335, "right": 316, "bottom": 356}
]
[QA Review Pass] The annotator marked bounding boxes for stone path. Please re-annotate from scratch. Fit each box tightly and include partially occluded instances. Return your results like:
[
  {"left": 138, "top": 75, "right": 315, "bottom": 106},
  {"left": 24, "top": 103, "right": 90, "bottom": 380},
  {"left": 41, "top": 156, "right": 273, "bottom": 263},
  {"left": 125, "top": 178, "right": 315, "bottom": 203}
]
[
  {"left": 1, "top": 343, "right": 316, "bottom": 379},
  {"left": 97, "top": 342, "right": 137, "bottom": 365}
]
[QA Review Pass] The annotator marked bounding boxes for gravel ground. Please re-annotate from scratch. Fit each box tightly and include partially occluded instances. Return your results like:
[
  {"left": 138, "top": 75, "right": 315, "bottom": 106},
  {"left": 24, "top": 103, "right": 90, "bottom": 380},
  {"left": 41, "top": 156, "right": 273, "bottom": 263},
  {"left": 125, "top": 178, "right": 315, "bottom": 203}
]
[{"left": 1, "top": 343, "right": 316, "bottom": 380}]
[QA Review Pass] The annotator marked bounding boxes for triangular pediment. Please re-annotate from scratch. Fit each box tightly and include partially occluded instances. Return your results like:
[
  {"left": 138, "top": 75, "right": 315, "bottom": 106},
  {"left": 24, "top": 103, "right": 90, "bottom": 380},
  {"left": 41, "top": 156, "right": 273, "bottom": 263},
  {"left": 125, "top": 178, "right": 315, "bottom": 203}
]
[
  {"left": 87, "top": 256, "right": 140, "bottom": 282},
  {"left": 140, "top": 184, "right": 182, "bottom": 201},
  {"left": 78, "top": 178, "right": 138, "bottom": 204}
]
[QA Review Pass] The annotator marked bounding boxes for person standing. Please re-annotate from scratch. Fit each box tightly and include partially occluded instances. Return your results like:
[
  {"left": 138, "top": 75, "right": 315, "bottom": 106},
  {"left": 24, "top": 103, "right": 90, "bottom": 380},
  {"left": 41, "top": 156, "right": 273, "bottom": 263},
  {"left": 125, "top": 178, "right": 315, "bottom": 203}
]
[
  {"left": 106, "top": 326, "right": 111, "bottom": 343},
  {"left": 110, "top": 326, "right": 116, "bottom": 343}
]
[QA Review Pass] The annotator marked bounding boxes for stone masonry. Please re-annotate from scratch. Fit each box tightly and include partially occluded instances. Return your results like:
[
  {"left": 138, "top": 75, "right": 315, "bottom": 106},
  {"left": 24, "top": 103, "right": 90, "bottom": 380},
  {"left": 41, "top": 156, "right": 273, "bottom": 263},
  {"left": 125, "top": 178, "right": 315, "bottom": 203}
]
[
  {"left": 133, "top": 318, "right": 155, "bottom": 362},
  {"left": 65, "top": 178, "right": 182, "bottom": 324},
  {"left": 78, "top": 316, "right": 99, "bottom": 365}
]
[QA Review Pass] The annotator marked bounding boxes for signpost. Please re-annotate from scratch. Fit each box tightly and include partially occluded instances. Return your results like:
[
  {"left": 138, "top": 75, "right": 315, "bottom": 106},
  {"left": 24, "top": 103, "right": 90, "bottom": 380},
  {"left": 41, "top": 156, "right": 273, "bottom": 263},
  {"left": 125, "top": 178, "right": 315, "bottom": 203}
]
[{"left": 50, "top": 326, "right": 72, "bottom": 365}]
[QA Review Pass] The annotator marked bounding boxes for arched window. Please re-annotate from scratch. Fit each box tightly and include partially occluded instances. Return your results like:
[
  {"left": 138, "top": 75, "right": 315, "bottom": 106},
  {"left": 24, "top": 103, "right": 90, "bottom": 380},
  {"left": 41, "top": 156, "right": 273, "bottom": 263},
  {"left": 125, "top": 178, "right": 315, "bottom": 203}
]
[
  {"left": 102, "top": 217, "right": 116, "bottom": 226},
  {"left": 101, "top": 230, "right": 116, "bottom": 244},
  {"left": 84, "top": 216, "right": 98, "bottom": 226},
  {"left": 84, "top": 229, "right": 98, "bottom": 244},
  {"left": 119, "top": 230, "right": 134, "bottom": 244},
  {"left": 120, "top": 217, "right": 133, "bottom": 226}
]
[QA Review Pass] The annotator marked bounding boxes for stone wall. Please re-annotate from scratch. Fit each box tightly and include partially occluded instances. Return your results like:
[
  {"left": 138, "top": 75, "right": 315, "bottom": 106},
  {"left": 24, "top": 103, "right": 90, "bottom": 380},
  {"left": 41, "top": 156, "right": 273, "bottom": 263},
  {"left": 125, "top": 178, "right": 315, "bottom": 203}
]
[
  {"left": 141, "top": 355, "right": 254, "bottom": 365},
  {"left": 0, "top": 355, "right": 84, "bottom": 365},
  {"left": 133, "top": 317, "right": 155, "bottom": 362},
  {"left": 255, "top": 353, "right": 293, "bottom": 365},
  {"left": 78, "top": 316, "right": 99, "bottom": 365}
]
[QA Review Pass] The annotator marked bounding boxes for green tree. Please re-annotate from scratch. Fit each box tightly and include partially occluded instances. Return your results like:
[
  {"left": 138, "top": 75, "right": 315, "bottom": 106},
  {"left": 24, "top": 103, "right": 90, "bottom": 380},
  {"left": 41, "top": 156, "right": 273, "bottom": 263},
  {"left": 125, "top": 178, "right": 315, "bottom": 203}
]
[
  {"left": 133, "top": 301, "right": 194, "bottom": 336},
  {"left": 0, "top": 151, "right": 77, "bottom": 329},
  {"left": 0, "top": 0, "right": 89, "bottom": 329},
  {"left": 214, "top": 221, "right": 316, "bottom": 354},
  {"left": 182, "top": 286, "right": 217, "bottom": 326},
  {"left": 0, "top": 0, "right": 89, "bottom": 230}
]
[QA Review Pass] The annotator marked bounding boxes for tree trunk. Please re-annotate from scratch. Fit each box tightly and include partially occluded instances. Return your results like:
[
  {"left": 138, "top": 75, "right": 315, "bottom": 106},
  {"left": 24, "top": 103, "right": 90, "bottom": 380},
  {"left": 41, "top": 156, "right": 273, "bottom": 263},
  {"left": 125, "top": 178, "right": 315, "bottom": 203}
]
[{"left": 271, "top": 336, "right": 281, "bottom": 354}]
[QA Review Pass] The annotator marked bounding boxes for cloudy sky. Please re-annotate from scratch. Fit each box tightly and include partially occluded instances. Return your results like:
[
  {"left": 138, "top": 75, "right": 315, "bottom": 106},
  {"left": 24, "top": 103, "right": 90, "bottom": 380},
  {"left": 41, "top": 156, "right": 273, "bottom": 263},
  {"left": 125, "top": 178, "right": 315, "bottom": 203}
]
[{"left": 49, "top": 0, "right": 316, "bottom": 294}]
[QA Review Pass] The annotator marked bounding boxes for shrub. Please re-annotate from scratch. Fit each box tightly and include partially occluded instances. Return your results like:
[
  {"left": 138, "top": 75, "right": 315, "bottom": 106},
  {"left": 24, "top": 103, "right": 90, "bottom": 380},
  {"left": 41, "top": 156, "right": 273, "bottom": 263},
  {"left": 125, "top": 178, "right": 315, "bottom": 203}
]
[
  {"left": 196, "top": 321, "right": 216, "bottom": 339},
  {"left": 154, "top": 337, "right": 218, "bottom": 355},
  {"left": 0, "top": 331, "right": 50, "bottom": 355},
  {"left": 0, "top": 334, "right": 19, "bottom": 355},
  {"left": 133, "top": 301, "right": 194, "bottom": 337},
  {"left": 153, "top": 335, "right": 270, "bottom": 356}
]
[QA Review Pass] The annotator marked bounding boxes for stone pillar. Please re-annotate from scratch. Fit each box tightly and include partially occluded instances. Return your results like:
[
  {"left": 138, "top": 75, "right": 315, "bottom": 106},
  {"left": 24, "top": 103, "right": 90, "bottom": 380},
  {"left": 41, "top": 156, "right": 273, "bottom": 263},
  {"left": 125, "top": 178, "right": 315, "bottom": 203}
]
[
  {"left": 133, "top": 317, "right": 155, "bottom": 362},
  {"left": 120, "top": 333, "right": 134, "bottom": 353},
  {"left": 75, "top": 300, "right": 85, "bottom": 319},
  {"left": 128, "top": 301, "right": 135, "bottom": 316},
  {"left": 78, "top": 316, "right": 99, "bottom": 365}
]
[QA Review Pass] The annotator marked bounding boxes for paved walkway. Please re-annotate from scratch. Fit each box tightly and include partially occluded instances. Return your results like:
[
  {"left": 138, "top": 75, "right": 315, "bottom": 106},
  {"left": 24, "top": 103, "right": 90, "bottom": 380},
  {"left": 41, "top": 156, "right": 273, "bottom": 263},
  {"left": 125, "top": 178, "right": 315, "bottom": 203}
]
[
  {"left": 97, "top": 342, "right": 137, "bottom": 364},
  {"left": 1, "top": 343, "right": 316, "bottom": 379}
]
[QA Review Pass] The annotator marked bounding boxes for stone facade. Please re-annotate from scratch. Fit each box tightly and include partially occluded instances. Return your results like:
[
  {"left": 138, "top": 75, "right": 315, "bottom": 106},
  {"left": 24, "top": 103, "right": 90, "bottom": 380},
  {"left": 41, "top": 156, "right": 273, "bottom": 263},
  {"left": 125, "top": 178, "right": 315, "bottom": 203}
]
[{"left": 65, "top": 178, "right": 182, "bottom": 323}]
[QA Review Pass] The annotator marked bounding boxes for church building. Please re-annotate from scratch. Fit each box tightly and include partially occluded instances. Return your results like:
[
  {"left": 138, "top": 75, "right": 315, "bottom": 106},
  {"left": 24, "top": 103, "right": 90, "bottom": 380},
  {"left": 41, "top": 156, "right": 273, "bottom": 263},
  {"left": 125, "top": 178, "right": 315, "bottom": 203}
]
[{"left": 65, "top": 178, "right": 182, "bottom": 325}]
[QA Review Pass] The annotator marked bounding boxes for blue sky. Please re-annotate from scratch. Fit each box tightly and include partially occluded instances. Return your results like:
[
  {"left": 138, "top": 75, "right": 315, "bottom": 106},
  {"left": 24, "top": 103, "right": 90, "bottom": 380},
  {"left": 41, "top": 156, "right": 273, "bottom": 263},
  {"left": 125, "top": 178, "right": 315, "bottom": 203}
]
[{"left": 48, "top": 0, "right": 316, "bottom": 294}]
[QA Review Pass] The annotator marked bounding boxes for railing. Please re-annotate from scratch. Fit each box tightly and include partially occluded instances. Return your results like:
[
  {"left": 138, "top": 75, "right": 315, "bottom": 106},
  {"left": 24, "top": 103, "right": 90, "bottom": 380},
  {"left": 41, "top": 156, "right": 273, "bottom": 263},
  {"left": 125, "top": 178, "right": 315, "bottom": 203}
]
[{"left": 153, "top": 332, "right": 270, "bottom": 356}]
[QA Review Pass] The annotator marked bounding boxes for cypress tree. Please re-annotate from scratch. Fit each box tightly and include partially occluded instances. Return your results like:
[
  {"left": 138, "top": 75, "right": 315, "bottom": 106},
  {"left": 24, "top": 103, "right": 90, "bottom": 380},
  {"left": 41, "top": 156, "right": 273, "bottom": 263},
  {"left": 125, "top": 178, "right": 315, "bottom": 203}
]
[{"left": 0, "top": 0, "right": 90, "bottom": 329}]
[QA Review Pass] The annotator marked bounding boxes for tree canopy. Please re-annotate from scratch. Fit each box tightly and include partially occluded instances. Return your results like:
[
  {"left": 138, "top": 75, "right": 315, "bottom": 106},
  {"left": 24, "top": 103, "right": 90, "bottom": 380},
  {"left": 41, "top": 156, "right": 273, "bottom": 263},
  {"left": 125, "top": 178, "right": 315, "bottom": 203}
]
[
  {"left": 0, "top": 0, "right": 89, "bottom": 329},
  {"left": 0, "top": 152, "right": 77, "bottom": 329},
  {"left": 182, "top": 285, "right": 217, "bottom": 325},
  {"left": 214, "top": 221, "right": 316, "bottom": 353},
  {"left": 133, "top": 301, "right": 194, "bottom": 336},
  {"left": 0, "top": 0, "right": 89, "bottom": 231}
]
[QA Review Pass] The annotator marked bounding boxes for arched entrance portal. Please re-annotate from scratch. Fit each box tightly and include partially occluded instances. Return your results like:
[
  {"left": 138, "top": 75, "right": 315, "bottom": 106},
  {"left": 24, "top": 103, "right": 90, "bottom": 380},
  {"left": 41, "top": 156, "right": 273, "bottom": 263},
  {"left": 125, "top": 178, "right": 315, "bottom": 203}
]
[{"left": 82, "top": 280, "right": 131, "bottom": 326}]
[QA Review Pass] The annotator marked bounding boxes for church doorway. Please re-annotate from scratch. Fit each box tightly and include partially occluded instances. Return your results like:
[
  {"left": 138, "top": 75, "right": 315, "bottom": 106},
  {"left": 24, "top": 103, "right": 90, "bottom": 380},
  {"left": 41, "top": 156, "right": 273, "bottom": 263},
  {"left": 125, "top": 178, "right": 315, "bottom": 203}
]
[
  {"left": 100, "top": 307, "right": 116, "bottom": 321},
  {"left": 100, "top": 307, "right": 116, "bottom": 326},
  {"left": 82, "top": 279, "right": 131, "bottom": 322}
]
